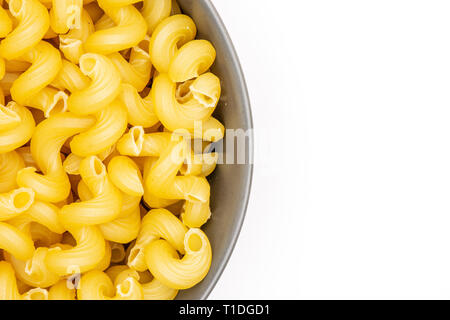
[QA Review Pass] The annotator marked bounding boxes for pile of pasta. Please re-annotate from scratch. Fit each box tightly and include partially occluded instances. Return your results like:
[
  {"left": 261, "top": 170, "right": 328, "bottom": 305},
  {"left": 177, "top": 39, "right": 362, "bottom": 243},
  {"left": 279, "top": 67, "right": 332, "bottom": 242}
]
[{"left": 0, "top": 0, "right": 223, "bottom": 300}]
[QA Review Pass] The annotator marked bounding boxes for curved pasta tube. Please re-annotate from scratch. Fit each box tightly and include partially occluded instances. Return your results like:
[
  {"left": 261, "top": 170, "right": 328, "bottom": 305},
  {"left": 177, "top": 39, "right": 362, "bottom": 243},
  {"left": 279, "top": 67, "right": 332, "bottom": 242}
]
[
  {"left": 84, "top": 0, "right": 147, "bottom": 55},
  {"left": 142, "top": 157, "right": 178, "bottom": 208},
  {"left": 0, "top": 222, "right": 35, "bottom": 261},
  {"left": 67, "top": 53, "right": 121, "bottom": 115},
  {"left": 109, "top": 36, "right": 152, "bottom": 92},
  {"left": 10, "top": 41, "right": 62, "bottom": 106},
  {"left": 168, "top": 40, "right": 216, "bottom": 83},
  {"left": 152, "top": 73, "right": 224, "bottom": 141},
  {"left": 63, "top": 144, "right": 115, "bottom": 175},
  {"left": 144, "top": 140, "right": 210, "bottom": 203},
  {"left": 48, "top": 279, "right": 76, "bottom": 300},
  {"left": 0, "top": 7, "right": 13, "bottom": 38},
  {"left": 99, "top": 205, "right": 141, "bottom": 243},
  {"left": 45, "top": 226, "right": 106, "bottom": 276},
  {"left": 180, "top": 151, "right": 218, "bottom": 177},
  {"left": 0, "top": 0, "right": 50, "bottom": 60},
  {"left": 60, "top": 156, "right": 122, "bottom": 227},
  {"left": 144, "top": 228, "right": 211, "bottom": 289},
  {"left": 128, "top": 208, "right": 187, "bottom": 272},
  {"left": 49, "top": 0, "right": 83, "bottom": 34},
  {"left": 149, "top": 14, "right": 196, "bottom": 73},
  {"left": 6, "top": 247, "right": 61, "bottom": 288},
  {"left": 0, "top": 187, "right": 35, "bottom": 221},
  {"left": 117, "top": 127, "right": 172, "bottom": 157},
  {"left": 107, "top": 155, "right": 144, "bottom": 196},
  {"left": 141, "top": 0, "right": 171, "bottom": 35},
  {"left": 78, "top": 270, "right": 143, "bottom": 300},
  {"left": 70, "top": 100, "right": 127, "bottom": 157},
  {"left": 59, "top": 9, "right": 95, "bottom": 64},
  {"left": 141, "top": 277, "right": 178, "bottom": 300},
  {"left": 52, "top": 59, "right": 90, "bottom": 93},
  {"left": 120, "top": 84, "right": 159, "bottom": 128},
  {"left": 0, "top": 102, "right": 35, "bottom": 154},
  {"left": 0, "top": 151, "right": 25, "bottom": 192},
  {"left": 16, "top": 112, "right": 95, "bottom": 203}
]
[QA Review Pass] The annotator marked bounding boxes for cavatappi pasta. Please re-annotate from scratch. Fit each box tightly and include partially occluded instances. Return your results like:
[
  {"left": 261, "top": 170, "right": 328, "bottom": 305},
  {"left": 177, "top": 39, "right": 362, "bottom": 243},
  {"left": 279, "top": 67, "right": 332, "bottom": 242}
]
[{"left": 0, "top": 0, "right": 222, "bottom": 300}]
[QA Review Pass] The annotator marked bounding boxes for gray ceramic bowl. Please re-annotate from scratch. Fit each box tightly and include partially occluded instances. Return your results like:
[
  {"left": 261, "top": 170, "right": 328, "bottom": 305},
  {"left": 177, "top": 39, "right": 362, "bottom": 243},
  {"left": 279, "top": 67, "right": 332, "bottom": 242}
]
[{"left": 174, "top": 0, "right": 253, "bottom": 300}]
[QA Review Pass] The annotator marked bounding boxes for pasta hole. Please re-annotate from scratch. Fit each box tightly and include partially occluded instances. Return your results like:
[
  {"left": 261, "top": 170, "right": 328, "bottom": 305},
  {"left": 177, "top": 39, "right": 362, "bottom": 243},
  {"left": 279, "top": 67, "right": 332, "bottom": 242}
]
[
  {"left": 13, "top": 190, "right": 33, "bottom": 210},
  {"left": 186, "top": 233, "right": 203, "bottom": 253},
  {"left": 92, "top": 157, "right": 105, "bottom": 176}
]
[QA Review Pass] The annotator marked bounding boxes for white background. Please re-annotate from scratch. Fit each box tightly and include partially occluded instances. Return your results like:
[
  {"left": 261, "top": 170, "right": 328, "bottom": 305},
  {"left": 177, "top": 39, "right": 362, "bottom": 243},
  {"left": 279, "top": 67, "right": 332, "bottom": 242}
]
[{"left": 209, "top": 0, "right": 450, "bottom": 299}]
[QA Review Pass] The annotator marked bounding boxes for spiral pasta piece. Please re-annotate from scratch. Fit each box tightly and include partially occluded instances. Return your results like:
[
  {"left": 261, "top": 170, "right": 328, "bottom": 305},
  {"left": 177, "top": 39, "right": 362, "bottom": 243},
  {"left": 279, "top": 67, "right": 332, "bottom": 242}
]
[
  {"left": 16, "top": 112, "right": 95, "bottom": 203},
  {"left": 144, "top": 228, "right": 211, "bottom": 290},
  {"left": 149, "top": 14, "right": 197, "bottom": 73},
  {"left": 0, "top": 0, "right": 50, "bottom": 60},
  {"left": 144, "top": 140, "right": 210, "bottom": 203},
  {"left": 10, "top": 41, "right": 62, "bottom": 106},
  {"left": 70, "top": 99, "right": 128, "bottom": 157},
  {"left": 45, "top": 226, "right": 106, "bottom": 276},
  {"left": 127, "top": 208, "right": 187, "bottom": 272},
  {"left": 119, "top": 84, "right": 159, "bottom": 128},
  {"left": 67, "top": 53, "right": 121, "bottom": 115},
  {"left": 84, "top": 0, "right": 147, "bottom": 55},
  {"left": 60, "top": 156, "right": 122, "bottom": 227},
  {"left": 152, "top": 73, "right": 224, "bottom": 141},
  {"left": 107, "top": 155, "right": 144, "bottom": 196},
  {"left": 109, "top": 36, "right": 152, "bottom": 92}
]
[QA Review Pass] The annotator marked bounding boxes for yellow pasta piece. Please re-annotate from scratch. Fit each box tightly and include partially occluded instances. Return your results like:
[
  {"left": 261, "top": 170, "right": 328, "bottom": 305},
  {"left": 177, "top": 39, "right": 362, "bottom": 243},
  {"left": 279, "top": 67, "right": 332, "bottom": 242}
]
[
  {"left": 152, "top": 73, "right": 224, "bottom": 141},
  {"left": 0, "top": 102, "right": 35, "bottom": 154},
  {"left": 168, "top": 40, "right": 216, "bottom": 83},
  {"left": 109, "top": 36, "right": 152, "bottom": 92},
  {"left": 0, "top": 0, "right": 50, "bottom": 60},
  {"left": 16, "top": 112, "right": 95, "bottom": 203},
  {"left": 99, "top": 205, "right": 141, "bottom": 243},
  {"left": 45, "top": 226, "right": 106, "bottom": 275},
  {"left": 117, "top": 127, "right": 172, "bottom": 157},
  {"left": 67, "top": 53, "right": 121, "bottom": 115},
  {"left": 128, "top": 208, "right": 187, "bottom": 272},
  {"left": 60, "top": 156, "right": 122, "bottom": 227},
  {"left": 149, "top": 14, "right": 196, "bottom": 73},
  {"left": 70, "top": 100, "right": 127, "bottom": 157},
  {"left": 84, "top": 0, "right": 147, "bottom": 55},
  {"left": 110, "top": 242, "right": 126, "bottom": 263},
  {"left": 144, "top": 140, "right": 210, "bottom": 203},
  {"left": 26, "top": 87, "right": 69, "bottom": 118},
  {"left": 144, "top": 228, "right": 211, "bottom": 289},
  {"left": 6, "top": 247, "right": 61, "bottom": 288},
  {"left": 10, "top": 41, "right": 62, "bottom": 106},
  {"left": 119, "top": 84, "right": 158, "bottom": 128}
]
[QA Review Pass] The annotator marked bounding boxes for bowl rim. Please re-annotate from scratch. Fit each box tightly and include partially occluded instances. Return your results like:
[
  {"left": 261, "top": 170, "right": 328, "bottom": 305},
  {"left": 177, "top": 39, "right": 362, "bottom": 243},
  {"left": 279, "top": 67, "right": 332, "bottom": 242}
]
[{"left": 199, "top": 0, "right": 254, "bottom": 300}]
